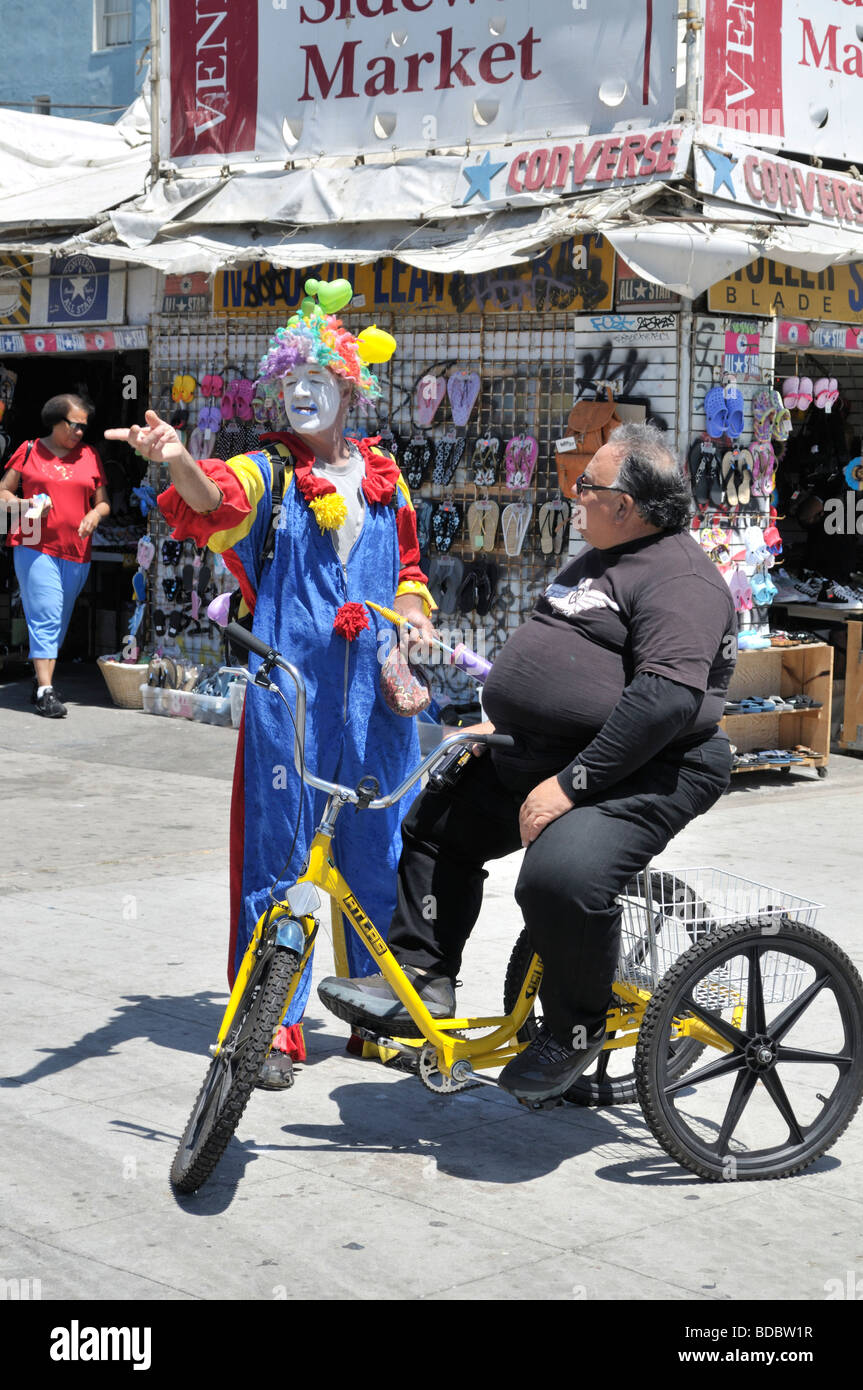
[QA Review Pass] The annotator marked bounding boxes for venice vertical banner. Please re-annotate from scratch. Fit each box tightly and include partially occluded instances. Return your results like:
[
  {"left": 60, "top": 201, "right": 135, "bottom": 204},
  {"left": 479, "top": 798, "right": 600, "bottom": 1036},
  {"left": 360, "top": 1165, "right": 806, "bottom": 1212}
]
[
  {"left": 158, "top": 0, "right": 678, "bottom": 166},
  {"left": 703, "top": 0, "right": 863, "bottom": 161}
]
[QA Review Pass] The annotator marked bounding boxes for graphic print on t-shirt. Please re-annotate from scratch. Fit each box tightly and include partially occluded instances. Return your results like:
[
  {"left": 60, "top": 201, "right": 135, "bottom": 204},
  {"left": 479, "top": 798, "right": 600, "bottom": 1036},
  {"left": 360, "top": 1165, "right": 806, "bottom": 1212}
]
[{"left": 544, "top": 577, "right": 621, "bottom": 619}]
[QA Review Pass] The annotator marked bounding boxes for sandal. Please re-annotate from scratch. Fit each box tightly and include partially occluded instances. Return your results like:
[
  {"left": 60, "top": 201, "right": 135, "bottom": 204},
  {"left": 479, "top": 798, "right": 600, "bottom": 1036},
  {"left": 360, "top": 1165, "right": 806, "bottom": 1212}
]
[
  {"left": 735, "top": 450, "right": 753, "bottom": 505},
  {"left": 431, "top": 501, "right": 461, "bottom": 552},
  {"left": 402, "top": 439, "right": 431, "bottom": 490},
  {"left": 688, "top": 438, "right": 718, "bottom": 504},
  {"left": 415, "top": 375, "right": 446, "bottom": 427},
  {"left": 415, "top": 500, "right": 433, "bottom": 554},
  {"left": 537, "top": 500, "right": 556, "bottom": 555},
  {"left": 551, "top": 499, "right": 570, "bottom": 554},
  {"left": 427, "top": 554, "right": 464, "bottom": 614},
  {"left": 795, "top": 376, "right": 813, "bottom": 410},
  {"left": 472, "top": 437, "right": 499, "bottom": 486},
  {"left": 721, "top": 451, "right": 738, "bottom": 506},
  {"left": 474, "top": 557, "right": 498, "bottom": 617},
  {"left": 704, "top": 385, "right": 728, "bottom": 439},
  {"left": 432, "top": 435, "right": 466, "bottom": 486},
  {"left": 501, "top": 501, "right": 532, "bottom": 556},
  {"left": 447, "top": 370, "right": 481, "bottom": 427},
  {"left": 467, "top": 499, "right": 499, "bottom": 551},
  {"left": 457, "top": 564, "right": 479, "bottom": 614},
  {"left": 504, "top": 434, "right": 538, "bottom": 489}
]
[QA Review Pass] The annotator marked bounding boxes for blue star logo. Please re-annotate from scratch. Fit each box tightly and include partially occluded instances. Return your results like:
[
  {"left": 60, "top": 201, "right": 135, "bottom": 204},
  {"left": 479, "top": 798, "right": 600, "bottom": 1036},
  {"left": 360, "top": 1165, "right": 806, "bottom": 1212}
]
[
  {"left": 703, "top": 146, "right": 738, "bottom": 198},
  {"left": 461, "top": 150, "right": 507, "bottom": 205}
]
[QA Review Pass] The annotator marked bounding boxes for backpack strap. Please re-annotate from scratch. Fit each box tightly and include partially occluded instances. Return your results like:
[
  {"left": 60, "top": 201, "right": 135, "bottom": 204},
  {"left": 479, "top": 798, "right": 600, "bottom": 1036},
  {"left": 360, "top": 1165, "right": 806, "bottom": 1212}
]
[{"left": 256, "top": 441, "right": 293, "bottom": 566}]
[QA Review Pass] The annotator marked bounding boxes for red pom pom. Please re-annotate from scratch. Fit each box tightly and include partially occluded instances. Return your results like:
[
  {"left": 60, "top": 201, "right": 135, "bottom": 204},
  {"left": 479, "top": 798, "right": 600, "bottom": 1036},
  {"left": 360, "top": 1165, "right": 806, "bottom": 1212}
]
[{"left": 333, "top": 601, "right": 370, "bottom": 641}]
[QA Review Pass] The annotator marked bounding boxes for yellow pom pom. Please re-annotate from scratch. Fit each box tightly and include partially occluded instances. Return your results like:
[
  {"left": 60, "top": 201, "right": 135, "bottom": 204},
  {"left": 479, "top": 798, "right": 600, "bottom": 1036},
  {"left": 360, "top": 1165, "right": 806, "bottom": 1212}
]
[{"left": 309, "top": 493, "right": 348, "bottom": 532}]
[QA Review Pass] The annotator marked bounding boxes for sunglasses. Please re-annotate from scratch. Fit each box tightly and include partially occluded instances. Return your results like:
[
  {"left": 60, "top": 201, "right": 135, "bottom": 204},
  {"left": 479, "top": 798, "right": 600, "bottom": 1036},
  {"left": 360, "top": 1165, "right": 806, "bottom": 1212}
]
[
  {"left": 574, "top": 476, "right": 630, "bottom": 496},
  {"left": 64, "top": 419, "right": 87, "bottom": 432}
]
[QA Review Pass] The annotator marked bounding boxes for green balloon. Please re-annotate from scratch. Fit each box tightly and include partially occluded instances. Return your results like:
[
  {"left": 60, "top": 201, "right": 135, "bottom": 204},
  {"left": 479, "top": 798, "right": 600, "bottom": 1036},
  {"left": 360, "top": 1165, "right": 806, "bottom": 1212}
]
[{"left": 314, "top": 278, "right": 354, "bottom": 314}]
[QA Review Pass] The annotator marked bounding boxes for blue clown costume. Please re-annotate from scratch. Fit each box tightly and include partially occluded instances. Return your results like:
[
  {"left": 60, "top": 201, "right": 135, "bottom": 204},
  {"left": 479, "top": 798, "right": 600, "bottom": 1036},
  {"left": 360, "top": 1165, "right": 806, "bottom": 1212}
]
[{"left": 158, "top": 429, "right": 433, "bottom": 1061}]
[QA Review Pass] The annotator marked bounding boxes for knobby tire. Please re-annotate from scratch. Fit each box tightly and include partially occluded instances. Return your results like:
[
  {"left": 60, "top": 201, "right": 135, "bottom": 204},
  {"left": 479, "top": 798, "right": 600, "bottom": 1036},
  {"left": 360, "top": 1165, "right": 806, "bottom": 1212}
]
[{"left": 171, "top": 946, "right": 300, "bottom": 1194}]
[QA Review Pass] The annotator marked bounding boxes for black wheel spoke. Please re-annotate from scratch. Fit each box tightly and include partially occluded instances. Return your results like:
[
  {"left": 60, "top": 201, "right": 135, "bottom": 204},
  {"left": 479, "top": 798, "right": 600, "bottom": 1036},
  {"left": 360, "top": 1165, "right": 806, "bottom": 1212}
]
[
  {"left": 746, "top": 945, "right": 767, "bottom": 1034},
  {"left": 714, "top": 1068, "right": 759, "bottom": 1152},
  {"left": 761, "top": 1069, "right": 806, "bottom": 1144},
  {"left": 776, "top": 1045, "right": 853, "bottom": 1070},
  {"left": 770, "top": 972, "right": 830, "bottom": 1041},
  {"left": 663, "top": 1050, "right": 745, "bottom": 1096},
  {"left": 679, "top": 994, "right": 748, "bottom": 1050}
]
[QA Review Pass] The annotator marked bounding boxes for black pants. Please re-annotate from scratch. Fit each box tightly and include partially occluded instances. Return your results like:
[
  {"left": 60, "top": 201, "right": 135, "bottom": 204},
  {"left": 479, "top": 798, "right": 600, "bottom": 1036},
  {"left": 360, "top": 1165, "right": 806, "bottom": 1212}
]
[{"left": 389, "top": 734, "right": 732, "bottom": 1042}]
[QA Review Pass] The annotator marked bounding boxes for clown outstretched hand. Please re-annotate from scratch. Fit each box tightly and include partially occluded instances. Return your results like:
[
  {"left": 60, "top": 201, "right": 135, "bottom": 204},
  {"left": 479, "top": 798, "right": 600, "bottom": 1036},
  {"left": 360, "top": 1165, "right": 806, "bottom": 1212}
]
[
  {"left": 105, "top": 410, "right": 222, "bottom": 515},
  {"left": 104, "top": 409, "right": 189, "bottom": 467}
]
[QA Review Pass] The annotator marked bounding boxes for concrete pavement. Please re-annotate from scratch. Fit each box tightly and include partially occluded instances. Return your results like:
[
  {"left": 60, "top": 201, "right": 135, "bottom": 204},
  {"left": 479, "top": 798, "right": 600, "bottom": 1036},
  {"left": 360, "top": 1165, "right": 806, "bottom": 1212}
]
[{"left": 1, "top": 665, "right": 862, "bottom": 1304}]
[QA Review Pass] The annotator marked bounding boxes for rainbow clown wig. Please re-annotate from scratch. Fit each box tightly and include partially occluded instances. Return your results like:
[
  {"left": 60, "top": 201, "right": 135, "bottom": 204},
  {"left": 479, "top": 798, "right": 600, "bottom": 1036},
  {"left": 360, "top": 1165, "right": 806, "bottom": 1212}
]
[{"left": 257, "top": 309, "right": 382, "bottom": 401}]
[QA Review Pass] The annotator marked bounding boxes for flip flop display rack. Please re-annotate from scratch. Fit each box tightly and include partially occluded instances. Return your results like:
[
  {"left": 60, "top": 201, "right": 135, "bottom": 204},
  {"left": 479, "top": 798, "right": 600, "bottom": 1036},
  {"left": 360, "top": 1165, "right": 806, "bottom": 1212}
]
[{"left": 146, "top": 310, "right": 582, "bottom": 703}]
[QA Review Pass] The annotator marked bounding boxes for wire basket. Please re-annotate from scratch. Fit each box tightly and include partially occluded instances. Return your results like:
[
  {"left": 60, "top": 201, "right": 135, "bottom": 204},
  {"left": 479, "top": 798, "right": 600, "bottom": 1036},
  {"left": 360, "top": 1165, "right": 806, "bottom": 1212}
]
[{"left": 616, "top": 867, "right": 821, "bottom": 1004}]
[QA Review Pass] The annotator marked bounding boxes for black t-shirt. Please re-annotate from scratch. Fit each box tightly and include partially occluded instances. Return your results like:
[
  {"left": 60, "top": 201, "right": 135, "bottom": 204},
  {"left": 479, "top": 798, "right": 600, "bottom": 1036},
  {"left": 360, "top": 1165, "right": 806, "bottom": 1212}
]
[{"left": 483, "top": 529, "right": 737, "bottom": 781}]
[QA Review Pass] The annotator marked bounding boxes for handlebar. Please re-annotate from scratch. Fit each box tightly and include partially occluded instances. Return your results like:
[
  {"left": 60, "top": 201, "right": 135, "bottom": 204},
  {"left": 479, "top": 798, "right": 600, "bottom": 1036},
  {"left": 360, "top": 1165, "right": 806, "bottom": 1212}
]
[{"left": 225, "top": 621, "right": 513, "bottom": 809}]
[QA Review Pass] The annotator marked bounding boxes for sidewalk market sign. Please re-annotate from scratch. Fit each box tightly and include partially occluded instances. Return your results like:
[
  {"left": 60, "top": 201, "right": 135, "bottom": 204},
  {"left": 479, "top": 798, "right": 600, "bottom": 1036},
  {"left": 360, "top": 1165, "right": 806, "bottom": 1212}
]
[
  {"left": 708, "top": 260, "right": 863, "bottom": 323},
  {"left": 694, "top": 136, "right": 863, "bottom": 231},
  {"left": 213, "top": 238, "right": 616, "bottom": 315},
  {"left": 702, "top": 0, "right": 863, "bottom": 161},
  {"left": 158, "top": 0, "right": 677, "bottom": 165}
]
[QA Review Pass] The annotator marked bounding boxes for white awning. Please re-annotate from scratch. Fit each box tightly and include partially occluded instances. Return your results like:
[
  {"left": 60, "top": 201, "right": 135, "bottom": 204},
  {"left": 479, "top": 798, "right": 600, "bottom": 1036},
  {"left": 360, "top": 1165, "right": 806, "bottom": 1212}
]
[{"left": 0, "top": 96, "right": 149, "bottom": 226}]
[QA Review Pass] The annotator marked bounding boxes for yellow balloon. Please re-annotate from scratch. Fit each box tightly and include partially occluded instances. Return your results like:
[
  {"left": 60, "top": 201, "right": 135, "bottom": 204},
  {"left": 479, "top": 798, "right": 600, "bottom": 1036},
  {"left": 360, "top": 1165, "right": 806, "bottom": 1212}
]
[{"left": 356, "top": 324, "right": 397, "bottom": 364}]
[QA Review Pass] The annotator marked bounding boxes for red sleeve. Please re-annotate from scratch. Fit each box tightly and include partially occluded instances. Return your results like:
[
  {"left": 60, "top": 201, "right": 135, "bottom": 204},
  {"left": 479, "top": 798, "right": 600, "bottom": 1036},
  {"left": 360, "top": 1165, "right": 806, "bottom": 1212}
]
[
  {"left": 158, "top": 457, "right": 252, "bottom": 546},
  {"left": 396, "top": 502, "right": 427, "bottom": 585},
  {"left": 2, "top": 440, "right": 31, "bottom": 478}
]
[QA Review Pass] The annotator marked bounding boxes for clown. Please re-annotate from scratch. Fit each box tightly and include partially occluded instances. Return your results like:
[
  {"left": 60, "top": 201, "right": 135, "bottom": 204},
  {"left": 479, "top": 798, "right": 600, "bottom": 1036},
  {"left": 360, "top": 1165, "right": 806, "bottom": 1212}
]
[{"left": 106, "top": 287, "right": 435, "bottom": 1089}]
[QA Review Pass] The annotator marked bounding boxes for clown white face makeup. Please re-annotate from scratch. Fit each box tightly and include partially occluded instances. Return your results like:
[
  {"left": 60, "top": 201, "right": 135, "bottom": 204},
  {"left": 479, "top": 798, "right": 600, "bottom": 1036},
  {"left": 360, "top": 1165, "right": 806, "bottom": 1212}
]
[{"left": 281, "top": 363, "right": 345, "bottom": 434}]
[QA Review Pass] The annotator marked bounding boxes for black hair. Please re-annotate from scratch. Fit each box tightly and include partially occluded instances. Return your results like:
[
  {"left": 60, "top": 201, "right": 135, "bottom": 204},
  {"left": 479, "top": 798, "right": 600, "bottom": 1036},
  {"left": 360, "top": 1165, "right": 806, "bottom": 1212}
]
[
  {"left": 609, "top": 422, "right": 692, "bottom": 532},
  {"left": 41, "top": 394, "right": 93, "bottom": 432}
]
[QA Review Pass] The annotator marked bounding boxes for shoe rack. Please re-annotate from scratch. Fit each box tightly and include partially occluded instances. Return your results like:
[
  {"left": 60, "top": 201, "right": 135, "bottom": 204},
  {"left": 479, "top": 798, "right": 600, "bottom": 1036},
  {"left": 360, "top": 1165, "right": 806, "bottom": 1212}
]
[{"left": 720, "top": 643, "right": 833, "bottom": 776}]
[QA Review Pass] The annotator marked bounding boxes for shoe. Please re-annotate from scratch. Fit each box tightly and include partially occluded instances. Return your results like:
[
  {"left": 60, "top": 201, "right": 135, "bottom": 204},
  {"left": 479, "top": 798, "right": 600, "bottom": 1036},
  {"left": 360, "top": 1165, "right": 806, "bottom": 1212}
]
[
  {"left": 497, "top": 1021, "right": 606, "bottom": 1103},
  {"left": 255, "top": 1047, "right": 294, "bottom": 1091},
  {"left": 34, "top": 687, "right": 66, "bottom": 719},
  {"left": 31, "top": 677, "right": 63, "bottom": 704},
  {"left": 317, "top": 965, "right": 456, "bottom": 1033}
]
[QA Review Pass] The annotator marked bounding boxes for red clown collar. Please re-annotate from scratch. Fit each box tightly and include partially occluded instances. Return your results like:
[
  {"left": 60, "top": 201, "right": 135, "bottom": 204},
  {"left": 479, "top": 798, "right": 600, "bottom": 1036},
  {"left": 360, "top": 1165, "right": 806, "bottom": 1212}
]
[{"left": 258, "top": 432, "right": 400, "bottom": 505}]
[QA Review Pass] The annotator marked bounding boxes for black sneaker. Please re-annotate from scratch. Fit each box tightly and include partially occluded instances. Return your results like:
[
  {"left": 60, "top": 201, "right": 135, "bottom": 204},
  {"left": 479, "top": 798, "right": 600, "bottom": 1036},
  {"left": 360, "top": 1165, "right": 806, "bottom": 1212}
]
[
  {"left": 32, "top": 678, "right": 63, "bottom": 705},
  {"left": 34, "top": 687, "right": 67, "bottom": 719},
  {"left": 497, "top": 1022, "right": 606, "bottom": 1103},
  {"left": 317, "top": 966, "right": 456, "bottom": 1033},
  {"left": 256, "top": 1048, "right": 294, "bottom": 1091}
]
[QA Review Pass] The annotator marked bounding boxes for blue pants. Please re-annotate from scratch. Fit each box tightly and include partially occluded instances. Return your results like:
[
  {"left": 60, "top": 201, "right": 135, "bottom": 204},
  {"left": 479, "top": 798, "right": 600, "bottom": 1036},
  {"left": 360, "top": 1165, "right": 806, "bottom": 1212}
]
[{"left": 13, "top": 547, "right": 89, "bottom": 660}]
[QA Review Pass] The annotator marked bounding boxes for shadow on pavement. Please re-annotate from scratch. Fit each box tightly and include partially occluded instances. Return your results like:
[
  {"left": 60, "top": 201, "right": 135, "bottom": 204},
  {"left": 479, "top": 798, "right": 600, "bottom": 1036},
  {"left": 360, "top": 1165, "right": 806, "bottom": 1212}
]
[{"left": 0, "top": 990, "right": 229, "bottom": 1087}]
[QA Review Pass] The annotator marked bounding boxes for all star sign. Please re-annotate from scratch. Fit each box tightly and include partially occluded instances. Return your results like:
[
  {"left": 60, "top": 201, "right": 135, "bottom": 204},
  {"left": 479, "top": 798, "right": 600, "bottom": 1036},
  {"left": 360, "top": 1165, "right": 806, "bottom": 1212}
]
[{"left": 158, "top": 0, "right": 678, "bottom": 166}]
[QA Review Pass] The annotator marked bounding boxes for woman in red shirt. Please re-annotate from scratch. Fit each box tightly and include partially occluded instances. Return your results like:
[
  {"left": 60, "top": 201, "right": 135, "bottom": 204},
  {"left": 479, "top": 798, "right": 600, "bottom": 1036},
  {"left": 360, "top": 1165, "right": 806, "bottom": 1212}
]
[{"left": 0, "top": 394, "right": 109, "bottom": 717}]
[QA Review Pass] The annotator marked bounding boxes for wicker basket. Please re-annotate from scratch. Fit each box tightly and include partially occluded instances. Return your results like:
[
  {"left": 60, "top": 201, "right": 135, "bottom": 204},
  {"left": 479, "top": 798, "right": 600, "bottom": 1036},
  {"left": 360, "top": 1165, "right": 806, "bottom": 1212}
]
[{"left": 97, "top": 657, "right": 149, "bottom": 709}]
